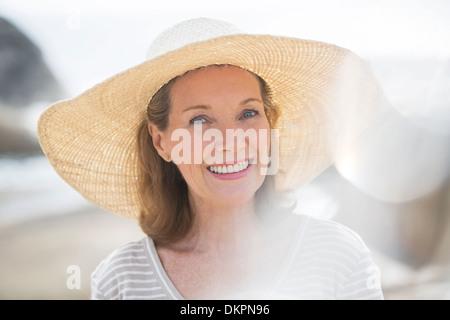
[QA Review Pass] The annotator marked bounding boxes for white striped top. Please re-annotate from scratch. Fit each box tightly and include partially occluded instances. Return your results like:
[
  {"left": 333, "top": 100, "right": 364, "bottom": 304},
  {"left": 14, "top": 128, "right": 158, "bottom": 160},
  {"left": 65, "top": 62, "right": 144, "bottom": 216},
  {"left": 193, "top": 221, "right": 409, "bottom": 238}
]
[{"left": 91, "top": 215, "right": 383, "bottom": 300}]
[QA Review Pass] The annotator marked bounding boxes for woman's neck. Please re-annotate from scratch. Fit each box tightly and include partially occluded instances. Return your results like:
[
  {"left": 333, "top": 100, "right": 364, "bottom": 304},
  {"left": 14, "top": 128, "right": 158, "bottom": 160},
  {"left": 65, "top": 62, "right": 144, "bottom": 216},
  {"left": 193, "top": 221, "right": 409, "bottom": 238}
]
[{"left": 166, "top": 193, "right": 260, "bottom": 256}]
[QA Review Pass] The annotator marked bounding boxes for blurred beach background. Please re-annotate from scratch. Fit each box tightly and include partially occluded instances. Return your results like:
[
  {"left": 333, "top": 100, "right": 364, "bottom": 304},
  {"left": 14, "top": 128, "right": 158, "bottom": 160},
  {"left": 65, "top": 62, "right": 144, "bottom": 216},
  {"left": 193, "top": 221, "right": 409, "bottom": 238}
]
[{"left": 0, "top": 0, "right": 449, "bottom": 299}]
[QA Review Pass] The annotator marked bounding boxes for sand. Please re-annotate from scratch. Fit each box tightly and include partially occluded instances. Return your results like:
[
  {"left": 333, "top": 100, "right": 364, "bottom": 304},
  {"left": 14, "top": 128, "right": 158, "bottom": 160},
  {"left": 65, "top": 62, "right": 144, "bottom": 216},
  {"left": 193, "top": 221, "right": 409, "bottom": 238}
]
[
  {"left": 0, "top": 205, "right": 145, "bottom": 299},
  {"left": 1, "top": 204, "right": 449, "bottom": 300}
]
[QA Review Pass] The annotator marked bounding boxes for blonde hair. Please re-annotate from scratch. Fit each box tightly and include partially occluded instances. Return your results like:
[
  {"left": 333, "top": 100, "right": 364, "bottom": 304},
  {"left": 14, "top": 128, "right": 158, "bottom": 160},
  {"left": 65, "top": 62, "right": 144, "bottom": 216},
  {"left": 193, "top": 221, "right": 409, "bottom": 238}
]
[{"left": 137, "top": 65, "right": 280, "bottom": 245}]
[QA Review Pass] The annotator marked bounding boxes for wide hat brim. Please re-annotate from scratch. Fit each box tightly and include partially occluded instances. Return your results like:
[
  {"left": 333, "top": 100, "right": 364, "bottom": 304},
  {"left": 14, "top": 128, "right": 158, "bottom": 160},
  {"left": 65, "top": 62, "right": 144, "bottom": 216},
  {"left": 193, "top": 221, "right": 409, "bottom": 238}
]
[{"left": 38, "top": 34, "right": 382, "bottom": 219}]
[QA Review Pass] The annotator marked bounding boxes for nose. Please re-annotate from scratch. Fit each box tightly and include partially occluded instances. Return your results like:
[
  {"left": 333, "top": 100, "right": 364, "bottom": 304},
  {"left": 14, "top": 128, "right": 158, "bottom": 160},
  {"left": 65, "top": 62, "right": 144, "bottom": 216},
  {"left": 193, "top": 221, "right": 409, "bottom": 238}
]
[{"left": 216, "top": 121, "right": 252, "bottom": 163}]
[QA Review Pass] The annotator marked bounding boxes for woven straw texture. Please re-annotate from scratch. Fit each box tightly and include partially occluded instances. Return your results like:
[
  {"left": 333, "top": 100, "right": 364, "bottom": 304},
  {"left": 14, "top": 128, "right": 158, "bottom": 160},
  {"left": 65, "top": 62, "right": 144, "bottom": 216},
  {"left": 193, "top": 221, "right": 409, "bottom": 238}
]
[{"left": 38, "top": 18, "right": 382, "bottom": 219}]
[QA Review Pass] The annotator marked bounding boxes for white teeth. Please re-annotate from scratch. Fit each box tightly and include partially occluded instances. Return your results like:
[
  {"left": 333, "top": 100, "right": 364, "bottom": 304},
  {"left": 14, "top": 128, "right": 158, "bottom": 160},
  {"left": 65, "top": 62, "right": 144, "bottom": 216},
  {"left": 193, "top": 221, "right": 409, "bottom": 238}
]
[{"left": 208, "top": 160, "right": 249, "bottom": 174}]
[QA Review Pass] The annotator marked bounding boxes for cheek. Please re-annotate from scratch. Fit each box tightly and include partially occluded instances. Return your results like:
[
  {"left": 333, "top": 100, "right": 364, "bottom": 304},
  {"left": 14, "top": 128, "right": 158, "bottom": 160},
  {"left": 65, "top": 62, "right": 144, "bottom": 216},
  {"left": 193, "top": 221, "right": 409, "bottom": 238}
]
[
  {"left": 176, "top": 163, "right": 203, "bottom": 189},
  {"left": 164, "top": 127, "right": 199, "bottom": 165},
  {"left": 253, "top": 121, "right": 272, "bottom": 159},
  {"left": 176, "top": 163, "right": 192, "bottom": 179}
]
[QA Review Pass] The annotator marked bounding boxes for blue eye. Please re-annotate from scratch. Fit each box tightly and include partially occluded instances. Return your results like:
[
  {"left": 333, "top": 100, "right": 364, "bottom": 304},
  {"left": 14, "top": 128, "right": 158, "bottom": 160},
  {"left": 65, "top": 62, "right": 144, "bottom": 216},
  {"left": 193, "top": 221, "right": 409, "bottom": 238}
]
[
  {"left": 241, "top": 110, "right": 258, "bottom": 119},
  {"left": 190, "top": 117, "right": 206, "bottom": 125}
]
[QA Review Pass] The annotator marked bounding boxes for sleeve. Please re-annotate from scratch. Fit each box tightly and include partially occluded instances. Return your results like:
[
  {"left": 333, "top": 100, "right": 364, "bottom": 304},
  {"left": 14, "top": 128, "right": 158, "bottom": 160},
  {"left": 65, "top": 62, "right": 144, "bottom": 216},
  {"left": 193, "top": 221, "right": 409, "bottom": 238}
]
[
  {"left": 90, "top": 264, "right": 107, "bottom": 300},
  {"left": 90, "top": 256, "right": 112, "bottom": 300},
  {"left": 337, "top": 251, "right": 384, "bottom": 300},
  {"left": 90, "top": 272, "right": 106, "bottom": 300}
]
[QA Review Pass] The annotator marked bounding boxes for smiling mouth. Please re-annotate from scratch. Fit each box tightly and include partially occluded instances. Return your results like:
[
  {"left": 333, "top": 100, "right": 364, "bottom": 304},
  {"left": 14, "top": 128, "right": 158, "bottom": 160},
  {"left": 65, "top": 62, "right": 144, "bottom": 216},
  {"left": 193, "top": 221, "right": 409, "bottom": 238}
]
[{"left": 207, "top": 160, "right": 250, "bottom": 174}]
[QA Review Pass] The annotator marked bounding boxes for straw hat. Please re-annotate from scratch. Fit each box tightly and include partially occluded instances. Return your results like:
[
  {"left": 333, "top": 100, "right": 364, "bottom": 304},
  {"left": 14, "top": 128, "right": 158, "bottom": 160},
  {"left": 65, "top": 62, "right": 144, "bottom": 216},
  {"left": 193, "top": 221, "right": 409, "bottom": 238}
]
[{"left": 38, "top": 18, "right": 382, "bottom": 219}]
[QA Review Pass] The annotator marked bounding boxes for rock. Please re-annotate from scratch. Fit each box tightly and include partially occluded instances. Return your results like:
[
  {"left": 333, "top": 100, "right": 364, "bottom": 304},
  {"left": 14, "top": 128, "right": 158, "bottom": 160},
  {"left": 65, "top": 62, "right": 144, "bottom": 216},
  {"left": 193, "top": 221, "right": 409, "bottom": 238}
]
[{"left": 0, "top": 17, "right": 65, "bottom": 154}]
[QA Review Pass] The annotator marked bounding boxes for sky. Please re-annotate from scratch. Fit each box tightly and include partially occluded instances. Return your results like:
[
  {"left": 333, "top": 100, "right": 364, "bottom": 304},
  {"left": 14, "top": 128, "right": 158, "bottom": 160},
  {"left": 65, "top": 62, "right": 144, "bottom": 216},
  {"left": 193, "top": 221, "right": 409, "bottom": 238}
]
[{"left": 1, "top": 0, "right": 449, "bottom": 96}]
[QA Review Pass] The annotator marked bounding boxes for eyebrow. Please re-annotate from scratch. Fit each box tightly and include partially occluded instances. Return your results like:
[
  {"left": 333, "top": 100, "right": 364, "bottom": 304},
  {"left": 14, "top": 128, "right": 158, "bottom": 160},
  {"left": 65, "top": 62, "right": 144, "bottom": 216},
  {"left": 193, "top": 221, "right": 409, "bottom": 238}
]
[
  {"left": 240, "top": 98, "right": 263, "bottom": 106},
  {"left": 183, "top": 105, "right": 210, "bottom": 113},
  {"left": 182, "top": 98, "right": 263, "bottom": 113}
]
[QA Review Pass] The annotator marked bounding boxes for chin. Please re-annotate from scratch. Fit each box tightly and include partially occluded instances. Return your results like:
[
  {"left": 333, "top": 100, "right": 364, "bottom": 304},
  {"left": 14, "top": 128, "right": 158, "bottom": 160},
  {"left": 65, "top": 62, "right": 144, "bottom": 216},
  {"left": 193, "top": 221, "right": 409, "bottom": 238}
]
[{"left": 210, "top": 180, "right": 264, "bottom": 207}]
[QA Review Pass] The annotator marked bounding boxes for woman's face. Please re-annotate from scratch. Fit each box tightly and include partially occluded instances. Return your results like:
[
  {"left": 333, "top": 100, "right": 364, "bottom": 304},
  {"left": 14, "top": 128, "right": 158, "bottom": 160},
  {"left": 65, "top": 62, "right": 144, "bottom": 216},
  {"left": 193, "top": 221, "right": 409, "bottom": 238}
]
[{"left": 151, "top": 65, "right": 271, "bottom": 207}]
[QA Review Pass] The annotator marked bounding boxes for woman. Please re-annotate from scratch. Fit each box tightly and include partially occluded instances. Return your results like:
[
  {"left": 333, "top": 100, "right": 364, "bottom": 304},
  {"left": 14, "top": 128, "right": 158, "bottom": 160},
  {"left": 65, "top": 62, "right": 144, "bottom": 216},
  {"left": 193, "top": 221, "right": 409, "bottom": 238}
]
[{"left": 38, "top": 18, "right": 384, "bottom": 299}]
